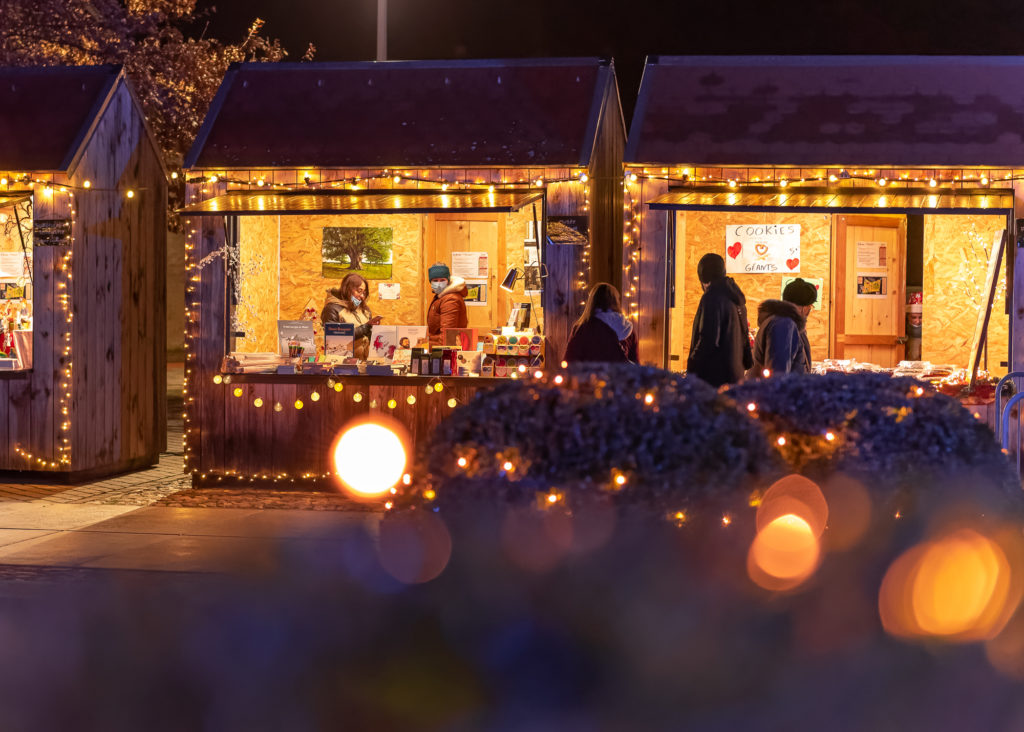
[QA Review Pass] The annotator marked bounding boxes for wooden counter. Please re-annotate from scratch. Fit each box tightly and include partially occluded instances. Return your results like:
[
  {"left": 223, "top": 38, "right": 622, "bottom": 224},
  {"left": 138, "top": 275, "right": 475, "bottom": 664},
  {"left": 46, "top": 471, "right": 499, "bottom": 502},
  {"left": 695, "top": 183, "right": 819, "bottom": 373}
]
[{"left": 188, "top": 373, "right": 506, "bottom": 484}]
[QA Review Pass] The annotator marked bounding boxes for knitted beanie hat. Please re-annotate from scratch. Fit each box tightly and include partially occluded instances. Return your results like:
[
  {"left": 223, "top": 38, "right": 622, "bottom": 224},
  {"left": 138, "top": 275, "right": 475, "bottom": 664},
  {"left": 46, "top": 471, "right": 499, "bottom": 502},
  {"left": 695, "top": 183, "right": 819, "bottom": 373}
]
[
  {"left": 697, "top": 253, "right": 726, "bottom": 284},
  {"left": 783, "top": 278, "right": 818, "bottom": 306},
  {"left": 428, "top": 262, "right": 451, "bottom": 280}
]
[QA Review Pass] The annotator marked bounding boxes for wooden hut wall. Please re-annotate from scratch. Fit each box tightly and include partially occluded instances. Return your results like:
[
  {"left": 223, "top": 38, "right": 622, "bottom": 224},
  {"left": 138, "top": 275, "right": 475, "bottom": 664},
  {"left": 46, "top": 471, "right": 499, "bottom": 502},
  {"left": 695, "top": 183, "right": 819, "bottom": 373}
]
[
  {"left": 923, "top": 213, "right": 1010, "bottom": 373},
  {"left": 236, "top": 215, "right": 280, "bottom": 353},
  {"left": 70, "top": 79, "right": 167, "bottom": 474},
  {"left": 628, "top": 173, "right": 670, "bottom": 365},
  {"left": 588, "top": 81, "right": 626, "bottom": 291}
]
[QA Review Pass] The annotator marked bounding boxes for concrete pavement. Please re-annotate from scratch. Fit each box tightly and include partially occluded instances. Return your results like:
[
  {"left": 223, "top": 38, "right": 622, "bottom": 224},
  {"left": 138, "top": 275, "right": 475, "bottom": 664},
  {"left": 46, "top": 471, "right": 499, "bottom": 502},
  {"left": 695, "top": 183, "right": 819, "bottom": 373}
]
[{"left": 0, "top": 365, "right": 381, "bottom": 578}]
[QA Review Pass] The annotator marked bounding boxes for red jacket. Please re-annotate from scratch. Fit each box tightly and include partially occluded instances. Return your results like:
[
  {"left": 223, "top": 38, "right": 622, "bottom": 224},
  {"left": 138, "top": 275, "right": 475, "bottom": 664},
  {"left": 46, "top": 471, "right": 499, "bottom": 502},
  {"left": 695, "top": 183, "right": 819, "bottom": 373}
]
[{"left": 427, "top": 278, "right": 468, "bottom": 347}]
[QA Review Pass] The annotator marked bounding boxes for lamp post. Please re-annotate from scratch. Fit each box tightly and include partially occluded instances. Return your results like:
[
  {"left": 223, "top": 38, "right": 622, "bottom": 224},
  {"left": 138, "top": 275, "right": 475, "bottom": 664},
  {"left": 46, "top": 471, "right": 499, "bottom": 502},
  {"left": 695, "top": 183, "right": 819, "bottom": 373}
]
[{"left": 377, "top": 0, "right": 387, "bottom": 61}]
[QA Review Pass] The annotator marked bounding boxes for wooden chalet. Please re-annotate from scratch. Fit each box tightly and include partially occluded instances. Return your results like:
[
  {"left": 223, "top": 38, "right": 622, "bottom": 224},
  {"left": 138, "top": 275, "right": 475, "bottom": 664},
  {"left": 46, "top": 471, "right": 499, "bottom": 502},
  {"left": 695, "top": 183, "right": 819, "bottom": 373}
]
[
  {"left": 0, "top": 65, "right": 167, "bottom": 479},
  {"left": 181, "top": 58, "right": 625, "bottom": 484},
  {"left": 625, "top": 55, "right": 1023, "bottom": 376}
]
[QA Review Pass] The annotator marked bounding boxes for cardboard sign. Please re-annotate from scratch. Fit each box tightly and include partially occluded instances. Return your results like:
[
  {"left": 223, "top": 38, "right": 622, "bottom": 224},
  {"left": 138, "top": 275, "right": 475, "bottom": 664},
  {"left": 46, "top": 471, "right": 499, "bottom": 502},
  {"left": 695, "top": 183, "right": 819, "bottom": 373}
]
[{"left": 725, "top": 224, "right": 801, "bottom": 274}]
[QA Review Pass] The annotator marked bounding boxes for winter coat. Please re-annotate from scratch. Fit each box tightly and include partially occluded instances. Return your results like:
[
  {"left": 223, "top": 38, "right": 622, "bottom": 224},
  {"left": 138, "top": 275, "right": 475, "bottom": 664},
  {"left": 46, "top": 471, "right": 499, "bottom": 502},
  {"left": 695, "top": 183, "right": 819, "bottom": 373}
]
[
  {"left": 686, "top": 277, "right": 753, "bottom": 387},
  {"left": 563, "top": 310, "right": 638, "bottom": 364},
  {"left": 748, "top": 299, "right": 812, "bottom": 377},
  {"left": 427, "top": 277, "right": 468, "bottom": 347},
  {"left": 321, "top": 289, "right": 373, "bottom": 360}
]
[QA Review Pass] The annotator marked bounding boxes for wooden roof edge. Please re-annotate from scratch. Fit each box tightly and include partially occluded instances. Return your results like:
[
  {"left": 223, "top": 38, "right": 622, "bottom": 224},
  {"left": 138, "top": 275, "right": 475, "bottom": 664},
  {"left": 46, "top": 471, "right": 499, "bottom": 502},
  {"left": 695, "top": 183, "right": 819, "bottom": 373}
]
[
  {"left": 64, "top": 71, "right": 170, "bottom": 180},
  {"left": 183, "top": 64, "right": 239, "bottom": 170},
  {"left": 581, "top": 60, "right": 626, "bottom": 168},
  {"left": 623, "top": 55, "right": 658, "bottom": 164},
  {"left": 649, "top": 54, "right": 1024, "bottom": 68},
  {"left": 56, "top": 64, "right": 122, "bottom": 173},
  {"left": 224, "top": 57, "right": 609, "bottom": 73}
]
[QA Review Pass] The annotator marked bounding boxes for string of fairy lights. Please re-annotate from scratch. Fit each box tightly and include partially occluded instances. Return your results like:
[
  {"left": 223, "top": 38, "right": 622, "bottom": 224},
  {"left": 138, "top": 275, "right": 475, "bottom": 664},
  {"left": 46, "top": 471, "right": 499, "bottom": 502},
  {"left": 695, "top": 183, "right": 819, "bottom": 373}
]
[
  {"left": 12, "top": 182, "right": 77, "bottom": 469},
  {"left": 181, "top": 166, "right": 596, "bottom": 482},
  {"left": 621, "top": 166, "right": 1023, "bottom": 189}
]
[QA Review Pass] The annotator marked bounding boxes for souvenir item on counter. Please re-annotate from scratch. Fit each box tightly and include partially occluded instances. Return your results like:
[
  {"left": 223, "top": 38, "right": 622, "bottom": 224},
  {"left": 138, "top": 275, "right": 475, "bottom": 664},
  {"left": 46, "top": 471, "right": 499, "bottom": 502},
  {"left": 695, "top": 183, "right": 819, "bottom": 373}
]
[
  {"left": 457, "top": 350, "right": 483, "bottom": 376},
  {"left": 324, "top": 322, "right": 355, "bottom": 359},
  {"left": 496, "top": 335, "right": 508, "bottom": 355},
  {"left": 495, "top": 357, "right": 508, "bottom": 377},
  {"left": 278, "top": 320, "right": 316, "bottom": 358},
  {"left": 530, "top": 335, "right": 543, "bottom": 356},
  {"left": 444, "top": 327, "right": 478, "bottom": 352},
  {"left": 396, "top": 326, "right": 428, "bottom": 350},
  {"left": 480, "top": 333, "right": 496, "bottom": 354},
  {"left": 392, "top": 348, "right": 413, "bottom": 369},
  {"left": 370, "top": 325, "right": 398, "bottom": 360},
  {"left": 481, "top": 355, "right": 494, "bottom": 377}
]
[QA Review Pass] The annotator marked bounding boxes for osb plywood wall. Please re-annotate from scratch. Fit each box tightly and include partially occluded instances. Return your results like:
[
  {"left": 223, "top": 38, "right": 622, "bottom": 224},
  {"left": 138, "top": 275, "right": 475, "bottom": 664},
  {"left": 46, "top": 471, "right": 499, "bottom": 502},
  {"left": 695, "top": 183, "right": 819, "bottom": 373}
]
[
  {"left": 672, "top": 211, "right": 832, "bottom": 367},
  {"left": 237, "top": 215, "right": 280, "bottom": 353},
  {"left": 503, "top": 206, "right": 544, "bottom": 329},
  {"left": 923, "top": 214, "right": 1009, "bottom": 374},
  {"left": 280, "top": 213, "right": 423, "bottom": 328}
]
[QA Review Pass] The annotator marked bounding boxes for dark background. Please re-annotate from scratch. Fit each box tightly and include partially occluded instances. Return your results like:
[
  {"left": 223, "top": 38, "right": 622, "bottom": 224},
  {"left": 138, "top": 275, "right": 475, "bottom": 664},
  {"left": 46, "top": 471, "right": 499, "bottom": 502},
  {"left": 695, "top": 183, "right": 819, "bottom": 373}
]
[{"left": 192, "top": 0, "right": 1024, "bottom": 125}]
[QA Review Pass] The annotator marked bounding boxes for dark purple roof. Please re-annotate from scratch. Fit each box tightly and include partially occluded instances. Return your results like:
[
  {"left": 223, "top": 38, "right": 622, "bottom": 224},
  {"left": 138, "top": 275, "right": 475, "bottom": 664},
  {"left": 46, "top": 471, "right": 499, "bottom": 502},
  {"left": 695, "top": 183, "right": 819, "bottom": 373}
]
[
  {"left": 186, "top": 59, "right": 617, "bottom": 169},
  {"left": 626, "top": 56, "right": 1024, "bottom": 166},
  {"left": 0, "top": 65, "right": 120, "bottom": 171}
]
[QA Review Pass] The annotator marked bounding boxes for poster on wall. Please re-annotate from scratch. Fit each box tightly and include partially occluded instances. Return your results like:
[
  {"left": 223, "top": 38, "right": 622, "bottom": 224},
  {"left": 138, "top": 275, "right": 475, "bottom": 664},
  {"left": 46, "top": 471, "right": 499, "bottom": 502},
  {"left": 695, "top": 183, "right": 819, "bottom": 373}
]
[
  {"left": 0, "top": 252, "right": 27, "bottom": 279},
  {"left": 856, "top": 275, "right": 887, "bottom": 298},
  {"left": 856, "top": 240, "right": 887, "bottom": 270},
  {"left": 725, "top": 224, "right": 801, "bottom": 274},
  {"left": 377, "top": 282, "right": 400, "bottom": 300},
  {"left": 781, "top": 277, "right": 824, "bottom": 310},
  {"left": 464, "top": 279, "right": 488, "bottom": 306},
  {"left": 321, "top": 226, "right": 393, "bottom": 279},
  {"left": 524, "top": 245, "right": 542, "bottom": 295},
  {"left": 452, "top": 251, "right": 489, "bottom": 279},
  {"left": 548, "top": 216, "right": 588, "bottom": 245}
]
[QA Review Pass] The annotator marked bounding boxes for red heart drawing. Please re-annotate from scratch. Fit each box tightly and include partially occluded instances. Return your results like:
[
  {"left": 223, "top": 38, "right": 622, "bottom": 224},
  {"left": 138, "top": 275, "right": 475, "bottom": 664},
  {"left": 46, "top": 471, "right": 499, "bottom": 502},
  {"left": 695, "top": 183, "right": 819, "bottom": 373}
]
[
  {"left": 786, "top": 258, "right": 800, "bottom": 270},
  {"left": 727, "top": 242, "right": 742, "bottom": 259}
]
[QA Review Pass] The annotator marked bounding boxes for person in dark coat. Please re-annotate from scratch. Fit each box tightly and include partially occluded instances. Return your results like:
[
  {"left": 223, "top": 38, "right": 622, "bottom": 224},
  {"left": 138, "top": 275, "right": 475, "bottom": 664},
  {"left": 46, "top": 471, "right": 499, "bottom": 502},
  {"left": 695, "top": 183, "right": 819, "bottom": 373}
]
[
  {"left": 686, "top": 253, "right": 752, "bottom": 387},
  {"left": 748, "top": 278, "right": 818, "bottom": 377},
  {"left": 563, "top": 283, "right": 638, "bottom": 364}
]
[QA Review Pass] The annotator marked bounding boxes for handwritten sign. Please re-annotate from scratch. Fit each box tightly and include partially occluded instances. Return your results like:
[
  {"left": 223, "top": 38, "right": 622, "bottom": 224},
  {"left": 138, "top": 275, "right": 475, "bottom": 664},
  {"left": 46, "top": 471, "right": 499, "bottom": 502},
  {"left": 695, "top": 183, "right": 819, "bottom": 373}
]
[{"left": 725, "top": 224, "right": 801, "bottom": 274}]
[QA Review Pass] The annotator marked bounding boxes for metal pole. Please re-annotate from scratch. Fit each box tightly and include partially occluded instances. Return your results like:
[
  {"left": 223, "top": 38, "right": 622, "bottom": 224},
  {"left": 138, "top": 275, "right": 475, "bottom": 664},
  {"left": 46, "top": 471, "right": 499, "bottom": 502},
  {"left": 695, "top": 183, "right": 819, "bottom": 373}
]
[{"left": 376, "top": 0, "right": 387, "bottom": 61}]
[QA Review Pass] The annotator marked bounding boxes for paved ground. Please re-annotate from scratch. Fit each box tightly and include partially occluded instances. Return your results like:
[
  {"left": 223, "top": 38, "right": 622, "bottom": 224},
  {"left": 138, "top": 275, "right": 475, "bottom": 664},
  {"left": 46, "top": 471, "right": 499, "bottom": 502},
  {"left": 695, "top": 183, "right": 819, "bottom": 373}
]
[{"left": 0, "top": 364, "right": 382, "bottom": 580}]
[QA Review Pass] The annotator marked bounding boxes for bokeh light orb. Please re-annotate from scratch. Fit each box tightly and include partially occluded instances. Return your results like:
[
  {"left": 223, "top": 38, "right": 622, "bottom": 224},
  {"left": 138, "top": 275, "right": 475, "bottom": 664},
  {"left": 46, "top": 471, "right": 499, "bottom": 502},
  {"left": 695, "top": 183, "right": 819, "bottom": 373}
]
[
  {"left": 748, "top": 513, "right": 820, "bottom": 591},
  {"left": 332, "top": 421, "right": 407, "bottom": 498}
]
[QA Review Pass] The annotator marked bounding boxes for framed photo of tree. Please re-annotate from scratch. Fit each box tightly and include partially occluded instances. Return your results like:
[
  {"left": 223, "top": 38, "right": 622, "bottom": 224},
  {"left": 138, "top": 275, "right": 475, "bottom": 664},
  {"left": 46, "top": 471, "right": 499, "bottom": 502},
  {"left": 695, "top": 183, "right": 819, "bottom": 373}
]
[{"left": 321, "top": 227, "right": 394, "bottom": 279}]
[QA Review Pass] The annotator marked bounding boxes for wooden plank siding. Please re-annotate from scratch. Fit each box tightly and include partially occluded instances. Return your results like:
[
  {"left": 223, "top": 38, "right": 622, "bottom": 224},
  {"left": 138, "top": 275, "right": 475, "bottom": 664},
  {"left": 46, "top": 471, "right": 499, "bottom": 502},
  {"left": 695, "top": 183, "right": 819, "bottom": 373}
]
[{"left": 636, "top": 176, "right": 670, "bottom": 366}]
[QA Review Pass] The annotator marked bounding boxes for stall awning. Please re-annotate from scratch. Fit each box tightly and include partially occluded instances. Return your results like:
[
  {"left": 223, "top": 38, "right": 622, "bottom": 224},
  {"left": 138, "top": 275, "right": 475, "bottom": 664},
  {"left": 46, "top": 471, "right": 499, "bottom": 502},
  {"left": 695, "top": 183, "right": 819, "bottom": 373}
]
[
  {"left": 0, "top": 193, "right": 32, "bottom": 209},
  {"left": 178, "top": 190, "right": 545, "bottom": 216},
  {"left": 647, "top": 189, "right": 1015, "bottom": 215}
]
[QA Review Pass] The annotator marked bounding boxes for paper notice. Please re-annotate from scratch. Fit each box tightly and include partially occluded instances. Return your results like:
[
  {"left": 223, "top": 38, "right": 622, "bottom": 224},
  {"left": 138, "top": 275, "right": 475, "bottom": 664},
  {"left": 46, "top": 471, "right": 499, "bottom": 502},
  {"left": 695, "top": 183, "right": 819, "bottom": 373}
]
[
  {"left": 856, "top": 241, "right": 887, "bottom": 270},
  {"left": 452, "top": 251, "right": 488, "bottom": 279},
  {"left": 377, "top": 282, "right": 400, "bottom": 300}
]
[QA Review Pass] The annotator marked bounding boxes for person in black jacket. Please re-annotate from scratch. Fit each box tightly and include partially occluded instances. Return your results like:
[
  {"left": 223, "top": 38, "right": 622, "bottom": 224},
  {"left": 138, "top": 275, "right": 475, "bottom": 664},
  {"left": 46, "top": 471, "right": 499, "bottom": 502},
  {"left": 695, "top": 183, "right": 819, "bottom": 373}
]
[
  {"left": 563, "top": 283, "right": 638, "bottom": 364},
  {"left": 748, "top": 278, "right": 817, "bottom": 377},
  {"left": 686, "top": 253, "right": 752, "bottom": 387}
]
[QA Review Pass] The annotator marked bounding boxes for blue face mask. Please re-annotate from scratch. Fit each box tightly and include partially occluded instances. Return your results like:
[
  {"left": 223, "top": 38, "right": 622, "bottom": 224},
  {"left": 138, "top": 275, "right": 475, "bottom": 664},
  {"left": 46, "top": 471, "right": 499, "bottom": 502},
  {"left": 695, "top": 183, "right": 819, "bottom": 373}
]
[
  {"left": 351, "top": 296, "right": 362, "bottom": 307},
  {"left": 430, "top": 280, "right": 448, "bottom": 295}
]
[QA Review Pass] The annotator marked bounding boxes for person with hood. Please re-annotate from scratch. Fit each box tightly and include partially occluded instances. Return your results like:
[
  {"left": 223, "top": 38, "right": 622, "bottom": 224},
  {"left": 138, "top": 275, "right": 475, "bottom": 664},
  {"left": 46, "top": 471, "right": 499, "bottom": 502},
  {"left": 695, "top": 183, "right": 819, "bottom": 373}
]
[
  {"left": 563, "top": 282, "right": 638, "bottom": 364},
  {"left": 426, "top": 262, "right": 468, "bottom": 347},
  {"left": 321, "top": 273, "right": 382, "bottom": 360},
  {"left": 748, "top": 277, "right": 817, "bottom": 377},
  {"left": 687, "top": 253, "right": 752, "bottom": 387}
]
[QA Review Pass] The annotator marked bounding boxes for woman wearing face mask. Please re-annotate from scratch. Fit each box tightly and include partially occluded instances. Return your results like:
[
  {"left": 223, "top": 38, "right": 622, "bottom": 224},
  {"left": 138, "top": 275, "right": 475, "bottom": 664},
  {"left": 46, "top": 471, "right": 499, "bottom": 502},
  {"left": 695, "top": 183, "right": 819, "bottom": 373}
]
[
  {"left": 321, "top": 273, "right": 382, "bottom": 360},
  {"left": 562, "top": 282, "right": 637, "bottom": 364},
  {"left": 426, "top": 262, "right": 468, "bottom": 347}
]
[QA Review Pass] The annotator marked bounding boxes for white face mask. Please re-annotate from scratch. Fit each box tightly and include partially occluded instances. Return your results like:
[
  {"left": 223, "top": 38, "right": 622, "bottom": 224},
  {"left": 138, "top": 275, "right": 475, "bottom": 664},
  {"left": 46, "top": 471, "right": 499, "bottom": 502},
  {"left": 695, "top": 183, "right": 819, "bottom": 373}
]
[
  {"left": 430, "top": 280, "right": 448, "bottom": 294},
  {"left": 350, "top": 296, "right": 362, "bottom": 307}
]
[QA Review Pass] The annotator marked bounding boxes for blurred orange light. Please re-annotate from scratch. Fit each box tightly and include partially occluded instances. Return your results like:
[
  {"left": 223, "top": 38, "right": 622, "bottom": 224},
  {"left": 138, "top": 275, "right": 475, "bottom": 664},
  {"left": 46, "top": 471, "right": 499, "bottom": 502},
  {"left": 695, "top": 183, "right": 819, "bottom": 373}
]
[{"left": 748, "top": 513, "right": 820, "bottom": 590}]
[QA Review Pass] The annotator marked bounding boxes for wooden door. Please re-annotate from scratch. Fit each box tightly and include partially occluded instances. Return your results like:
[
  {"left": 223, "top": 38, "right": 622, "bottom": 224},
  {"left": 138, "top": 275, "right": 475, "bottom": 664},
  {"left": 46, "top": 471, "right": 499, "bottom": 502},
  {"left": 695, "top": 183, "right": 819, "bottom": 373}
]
[
  {"left": 833, "top": 215, "right": 906, "bottom": 366},
  {"left": 425, "top": 213, "right": 506, "bottom": 331}
]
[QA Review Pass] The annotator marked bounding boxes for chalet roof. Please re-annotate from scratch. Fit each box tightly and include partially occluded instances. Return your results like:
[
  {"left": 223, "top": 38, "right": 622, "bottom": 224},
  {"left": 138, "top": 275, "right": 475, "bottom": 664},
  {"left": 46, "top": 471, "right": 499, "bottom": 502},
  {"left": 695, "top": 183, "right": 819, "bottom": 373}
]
[
  {"left": 185, "top": 59, "right": 619, "bottom": 169},
  {"left": 0, "top": 65, "right": 121, "bottom": 172},
  {"left": 626, "top": 56, "right": 1024, "bottom": 167}
]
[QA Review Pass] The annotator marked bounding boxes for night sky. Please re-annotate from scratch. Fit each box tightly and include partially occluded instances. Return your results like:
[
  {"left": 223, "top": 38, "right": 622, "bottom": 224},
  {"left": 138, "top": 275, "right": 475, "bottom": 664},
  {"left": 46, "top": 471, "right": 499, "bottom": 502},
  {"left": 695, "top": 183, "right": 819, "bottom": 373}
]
[{"left": 193, "top": 0, "right": 1024, "bottom": 124}]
